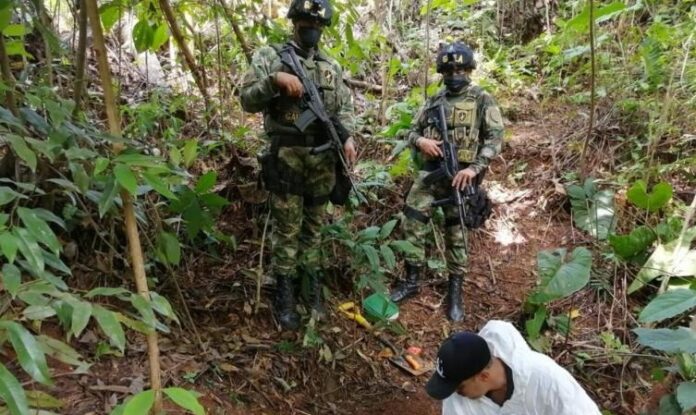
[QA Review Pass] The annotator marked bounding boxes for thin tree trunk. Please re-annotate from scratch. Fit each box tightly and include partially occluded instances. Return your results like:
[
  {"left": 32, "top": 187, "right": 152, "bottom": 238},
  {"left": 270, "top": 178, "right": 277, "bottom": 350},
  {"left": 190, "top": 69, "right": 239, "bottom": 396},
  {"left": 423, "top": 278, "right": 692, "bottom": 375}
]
[
  {"left": 218, "top": 0, "right": 252, "bottom": 63},
  {"left": 73, "top": 0, "right": 88, "bottom": 116},
  {"left": 84, "top": 1, "right": 163, "bottom": 413},
  {"left": 31, "top": 0, "right": 54, "bottom": 86},
  {"left": 157, "top": 0, "right": 209, "bottom": 104},
  {"left": 0, "top": 36, "right": 18, "bottom": 115},
  {"left": 579, "top": 0, "right": 595, "bottom": 180},
  {"left": 0, "top": 35, "right": 18, "bottom": 178}
]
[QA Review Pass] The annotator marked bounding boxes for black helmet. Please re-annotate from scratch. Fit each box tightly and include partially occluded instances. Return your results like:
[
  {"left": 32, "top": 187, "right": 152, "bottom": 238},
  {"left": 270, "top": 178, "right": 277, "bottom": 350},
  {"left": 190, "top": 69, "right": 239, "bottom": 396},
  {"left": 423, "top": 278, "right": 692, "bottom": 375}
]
[
  {"left": 287, "top": 0, "right": 333, "bottom": 27},
  {"left": 436, "top": 42, "right": 476, "bottom": 73}
]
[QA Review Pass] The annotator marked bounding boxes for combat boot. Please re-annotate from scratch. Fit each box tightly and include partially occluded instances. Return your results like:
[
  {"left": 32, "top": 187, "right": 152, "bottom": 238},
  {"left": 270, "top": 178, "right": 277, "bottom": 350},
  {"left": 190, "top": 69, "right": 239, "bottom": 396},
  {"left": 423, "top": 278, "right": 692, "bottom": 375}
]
[
  {"left": 390, "top": 263, "right": 421, "bottom": 303},
  {"left": 274, "top": 274, "right": 301, "bottom": 330},
  {"left": 307, "top": 272, "right": 326, "bottom": 319},
  {"left": 446, "top": 273, "right": 464, "bottom": 322}
]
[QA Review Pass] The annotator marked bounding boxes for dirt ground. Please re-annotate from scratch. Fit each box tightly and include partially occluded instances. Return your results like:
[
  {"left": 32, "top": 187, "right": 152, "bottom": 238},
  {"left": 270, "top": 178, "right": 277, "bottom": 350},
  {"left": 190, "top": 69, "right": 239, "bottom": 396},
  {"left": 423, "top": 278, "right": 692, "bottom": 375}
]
[{"left": 35, "top": 116, "right": 642, "bottom": 414}]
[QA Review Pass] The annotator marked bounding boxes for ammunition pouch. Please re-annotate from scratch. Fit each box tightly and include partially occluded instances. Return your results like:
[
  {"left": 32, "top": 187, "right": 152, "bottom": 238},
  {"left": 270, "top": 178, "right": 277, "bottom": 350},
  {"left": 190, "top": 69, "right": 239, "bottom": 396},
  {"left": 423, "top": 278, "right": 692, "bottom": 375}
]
[{"left": 463, "top": 188, "right": 492, "bottom": 229}]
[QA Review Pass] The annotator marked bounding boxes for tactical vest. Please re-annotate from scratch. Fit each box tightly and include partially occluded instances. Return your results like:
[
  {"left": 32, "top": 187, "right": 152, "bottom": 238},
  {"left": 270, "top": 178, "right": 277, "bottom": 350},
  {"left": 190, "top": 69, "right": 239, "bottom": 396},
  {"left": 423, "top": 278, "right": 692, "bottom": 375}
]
[
  {"left": 264, "top": 43, "right": 342, "bottom": 138},
  {"left": 424, "top": 86, "right": 483, "bottom": 163}
]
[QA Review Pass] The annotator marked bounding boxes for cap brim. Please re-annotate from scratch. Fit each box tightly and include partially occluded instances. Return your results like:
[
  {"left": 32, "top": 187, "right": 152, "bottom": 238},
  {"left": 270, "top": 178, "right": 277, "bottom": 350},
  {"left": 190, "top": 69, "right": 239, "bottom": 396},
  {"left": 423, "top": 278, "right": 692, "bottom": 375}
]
[{"left": 425, "top": 372, "right": 459, "bottom": 400}]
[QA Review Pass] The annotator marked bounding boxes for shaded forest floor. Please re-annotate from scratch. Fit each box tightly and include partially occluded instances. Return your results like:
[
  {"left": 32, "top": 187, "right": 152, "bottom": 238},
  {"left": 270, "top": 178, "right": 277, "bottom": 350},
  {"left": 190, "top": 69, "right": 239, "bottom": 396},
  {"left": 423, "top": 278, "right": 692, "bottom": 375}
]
[{"left": 50, "top": 105, "right": 648, "bottom": 415}]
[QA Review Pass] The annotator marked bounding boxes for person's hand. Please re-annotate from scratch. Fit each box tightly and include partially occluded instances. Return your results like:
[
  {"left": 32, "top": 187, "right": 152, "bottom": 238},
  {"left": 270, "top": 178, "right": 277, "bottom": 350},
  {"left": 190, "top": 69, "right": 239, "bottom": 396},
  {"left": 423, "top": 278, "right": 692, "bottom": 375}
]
[
  {"left": 416, "top": 137, "right": 443, "bottom": 158},
  {"left": 343, "top": 138, "right": 357, "bottom": 165},
  {"left": 452, "top": 167, "right": 477, "bottom": 191},
  {"left": 274, "top": 72, "right": 303, "bottom": 98}
]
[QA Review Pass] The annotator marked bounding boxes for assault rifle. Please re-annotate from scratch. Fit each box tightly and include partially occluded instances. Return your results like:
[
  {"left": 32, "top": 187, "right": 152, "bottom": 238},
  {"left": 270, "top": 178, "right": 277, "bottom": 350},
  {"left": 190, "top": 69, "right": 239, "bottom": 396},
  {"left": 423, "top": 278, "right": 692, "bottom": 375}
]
[
  {"left": 422, "top": 102, "right": 478, "bottom": 235},
  {"left": 278, "top": 44, "right": 361, "bottom": 205}
]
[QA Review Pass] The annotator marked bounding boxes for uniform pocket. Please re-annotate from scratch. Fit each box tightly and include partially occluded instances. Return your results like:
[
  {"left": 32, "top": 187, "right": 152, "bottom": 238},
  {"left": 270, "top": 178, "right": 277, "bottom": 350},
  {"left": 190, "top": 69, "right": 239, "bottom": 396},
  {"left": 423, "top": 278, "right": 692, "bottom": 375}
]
[{"left": 317, "top": 61, "right": 338, "bottom": 112}]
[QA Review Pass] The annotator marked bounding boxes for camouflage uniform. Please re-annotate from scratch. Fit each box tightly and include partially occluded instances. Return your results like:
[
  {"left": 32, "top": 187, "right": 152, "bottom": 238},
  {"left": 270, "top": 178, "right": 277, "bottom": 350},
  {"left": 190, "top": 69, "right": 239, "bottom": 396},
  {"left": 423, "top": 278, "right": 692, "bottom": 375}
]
[
  {"left": 402, "top": 85, "right": 504, "bottom": 274},
  {"left": 240, "top": 43, "right": 354, "bottom": 282}
]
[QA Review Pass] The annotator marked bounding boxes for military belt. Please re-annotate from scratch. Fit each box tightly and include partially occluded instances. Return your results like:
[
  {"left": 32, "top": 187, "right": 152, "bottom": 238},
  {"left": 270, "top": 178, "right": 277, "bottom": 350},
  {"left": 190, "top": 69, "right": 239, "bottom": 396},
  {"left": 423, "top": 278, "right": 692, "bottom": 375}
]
[{"left": 270, "top": 134, "right": 327, "bottom": 148}]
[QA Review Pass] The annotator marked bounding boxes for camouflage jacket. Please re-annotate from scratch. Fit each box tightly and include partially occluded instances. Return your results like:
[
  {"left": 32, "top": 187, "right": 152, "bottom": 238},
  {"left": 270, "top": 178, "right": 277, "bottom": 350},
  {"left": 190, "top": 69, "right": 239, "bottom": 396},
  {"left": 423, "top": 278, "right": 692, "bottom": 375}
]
[
  {"left": 407, "top": 85, "right": 504, "bottom": 175},
  {"left": 239, "top": 41, "right": 355, "bottom": 138}
]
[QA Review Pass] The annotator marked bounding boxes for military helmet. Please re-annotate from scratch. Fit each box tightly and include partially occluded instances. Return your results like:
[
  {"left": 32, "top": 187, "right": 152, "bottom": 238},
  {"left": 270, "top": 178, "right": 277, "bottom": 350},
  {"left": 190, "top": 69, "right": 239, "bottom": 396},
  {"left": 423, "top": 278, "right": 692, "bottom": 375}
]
[
  {"left": 436, "top": 42, "right": 476, "bottom": 73},
  {"left": 287, "top": 0, "right": 333, "bottom": 27}
]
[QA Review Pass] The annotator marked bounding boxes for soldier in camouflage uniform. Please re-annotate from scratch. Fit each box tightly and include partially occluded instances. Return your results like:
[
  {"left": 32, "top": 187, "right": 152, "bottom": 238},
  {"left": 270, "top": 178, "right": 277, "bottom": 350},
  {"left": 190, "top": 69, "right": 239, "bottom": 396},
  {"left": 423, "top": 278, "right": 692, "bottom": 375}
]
[
  {"left": 390, "top": 42, "right": 504, "bottom": 322},
  {"left": 239, "top": 0, "right": 356, "bottom": 331}
]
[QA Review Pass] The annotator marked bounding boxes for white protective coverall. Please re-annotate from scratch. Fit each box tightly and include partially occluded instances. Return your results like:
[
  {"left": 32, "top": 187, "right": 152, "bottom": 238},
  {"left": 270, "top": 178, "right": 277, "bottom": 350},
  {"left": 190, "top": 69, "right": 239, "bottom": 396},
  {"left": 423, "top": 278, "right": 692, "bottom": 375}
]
[{"left": 442, "top": 320, "right": 601, "bottom": 415}]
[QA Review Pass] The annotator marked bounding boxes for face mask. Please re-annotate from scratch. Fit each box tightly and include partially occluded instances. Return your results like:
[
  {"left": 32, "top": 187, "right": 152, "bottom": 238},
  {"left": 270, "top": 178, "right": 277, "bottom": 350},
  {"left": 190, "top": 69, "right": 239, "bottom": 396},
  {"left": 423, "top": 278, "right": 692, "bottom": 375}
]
[
  {"left": 444, "top": 74, "right": 470, "bottom": 92},
  {"left": 298, "top": 26, "right": 322, "bottom": 49}
]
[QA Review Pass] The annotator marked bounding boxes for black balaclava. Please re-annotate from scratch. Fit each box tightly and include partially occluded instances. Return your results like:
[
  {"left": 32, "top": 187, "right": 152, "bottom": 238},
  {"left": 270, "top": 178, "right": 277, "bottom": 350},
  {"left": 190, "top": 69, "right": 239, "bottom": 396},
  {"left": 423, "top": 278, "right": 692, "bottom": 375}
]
[
  {"left": 444, "top": 73, "right": 471, "bottom": 93},
  {"left": 297, "top": 26, "right": 322, "bottom": 49}
]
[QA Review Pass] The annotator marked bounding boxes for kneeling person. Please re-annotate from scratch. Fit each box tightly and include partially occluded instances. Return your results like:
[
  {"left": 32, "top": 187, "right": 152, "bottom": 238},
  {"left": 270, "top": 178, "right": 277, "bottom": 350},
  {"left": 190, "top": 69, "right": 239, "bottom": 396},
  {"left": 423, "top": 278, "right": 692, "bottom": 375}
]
[{"left": 427, "top": 321, "right": 601, "bottom": 415}]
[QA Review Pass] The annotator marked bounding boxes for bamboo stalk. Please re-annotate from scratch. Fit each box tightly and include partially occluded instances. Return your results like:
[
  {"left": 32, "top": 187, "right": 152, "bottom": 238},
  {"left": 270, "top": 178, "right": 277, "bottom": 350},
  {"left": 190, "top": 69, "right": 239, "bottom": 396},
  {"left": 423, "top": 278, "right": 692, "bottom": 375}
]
[
  {"left": 0, "top": 35, "right": 18, "bottom": 178},
  {"left": 217, "top": 0, "right": 252, "bottom": 63},
  {"left": 0, "top": 35, "right": 18, "bottom": 115},
  {"left": 73, "top": 0, "right": 88, "bottom": 116},
  {"left": 158, "top": 0, "right": 209, "bottom": 103},
  {"left": 84, "top": 0, "right": 162, "bottom": 412}
]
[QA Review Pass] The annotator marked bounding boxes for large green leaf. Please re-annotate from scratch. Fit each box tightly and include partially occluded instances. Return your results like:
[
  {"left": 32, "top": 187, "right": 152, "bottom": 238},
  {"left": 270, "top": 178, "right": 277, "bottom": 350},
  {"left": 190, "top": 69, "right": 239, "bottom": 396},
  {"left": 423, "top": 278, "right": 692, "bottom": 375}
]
[
  {"left": 69, "top": 300, "right": 92, "bottom": 338},
  {"left": 608, "top": 226, "right": 656, "bottom": 260},
  {"left": 98, "top": 177, "right": 120, "bottom": 217},
  {"left": 163, "top": 387, "right": 205, "bottom": 415},
  {"left": 639, "top": 289, "right": 696, "bottom": 323},
  {"left": 627, "top": 180, "right": 672, "bottom": 212},
  {"left": 634, "top": 327, "right": 696, "bottom": 353},
  {"left": 93, "top": 306, "right": 126, "bottom": 352},
  {"left": 0, "top": 362, "right": 29, "bottom": 415},
  {"left": 525, "top": 305, "right": 547, "bottom": 340},
  {"left": 380, "top": 244, "right": 396, "bottom": 269},
  {"left": 567, "top": 179, "right": 615, "bottom": 240},
  {"left": 194, "top": 171, "right": 217, "bottom": 193},
  {"left": 22, "top": 305, "right": 56, "bottom": 320},
  {"left": 17, "top": 207, "right": 61, "bottom": 254},
  {"left": 156, "top": 232, "right": 181, "bottom": 266},
  {"left": 26, "top": 389, "right": 63, "bottom": 409},
  {"left": 659, "top": 394, "right": 682, "bottom": 415},
  {"left": 7, "top": 134, "right": 37, "bottom": 172},
  {"left": 121, "top": 390, "right": 155, "bottom": 415},
  {"left": 361, "top": 244, "right": 380, "bottom": 270},
  {"left": 142, "top": 171, "right": 177, "bottom": 200},
  {"left": 0, "top": 186, "right": 27, "bottom": 206},
  {"left": 130, "top": 294, "right": 156, "bottom": 330},
  {"left": 0, "top": 321, "right": 52, "bottom": 385},
  {"left": 37, "top": 335, "right": 89, "bottom": 373},
  {"left": 628, "top": 228, "right": 696, "bottom": 294},
  {"left": 150, "top": 24, "right": 169, "bottom": 50},
  {"left": 150, "top": 292, "right": 179, "bottom": 323},
  {"left": 677, "top": 382, "right": 696, "bottom": 412},
  {"left": 1, "top": 263, "right": 21, "bottom": 297},
  {"left": 132, "top": 20, "right": 154, "bottom": 53},
  {"left": 379, "top": 219, "right": 398, "bottom": 240},
  {"left": 114, "top": 164, "right": 138, "bottom": 195},
  {"left": 14, "top": 228, "right": 44, "bottom": 273},
  {"left": 0, "top": 232, "right": 19, "bottom": 263},
  {"left": 565, "top": 1, "right": 627, "bottom": 31},
  {"left": 528, "top": 247, "right": 592, "bottom": 304},
  {"left": 389, "top": 240, "right": 420, "bottom": 255}
]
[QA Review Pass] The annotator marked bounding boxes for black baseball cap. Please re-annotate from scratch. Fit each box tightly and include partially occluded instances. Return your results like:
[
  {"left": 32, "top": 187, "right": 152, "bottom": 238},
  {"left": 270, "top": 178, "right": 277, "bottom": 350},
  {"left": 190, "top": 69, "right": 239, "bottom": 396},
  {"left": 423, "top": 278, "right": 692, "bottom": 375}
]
[{"left": 426, "top": 332, "right": 492, "bottom": 400}]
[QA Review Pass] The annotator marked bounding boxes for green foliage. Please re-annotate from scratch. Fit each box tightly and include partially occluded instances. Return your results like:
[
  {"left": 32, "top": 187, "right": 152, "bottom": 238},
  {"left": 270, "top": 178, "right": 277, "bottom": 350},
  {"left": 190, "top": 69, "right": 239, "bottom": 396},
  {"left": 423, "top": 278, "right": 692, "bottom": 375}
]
[
  {"left": 626, "top": 181, "right": 673, "bottom": 212},
  {"left": 110, "top": 387, "right": 205, "bottom": 415},
  {"left": 525, "top": 247, "right": 592, "bottom": 342},
  {"left": 322, "top": 217, "right": 416, "bottom": 293},
  {"left": 628, "top": 227, "right": 696, "bottom": 294},
  {"left": 639, "top": 289, "right": 696, "bottom": 324},
  {"left": 608, "top": 226, "right": 656, "bottom": 261},
  {"left": 566, "top": 178, "right": 615, "bottom": 240},
  {"left": 528, "top": 247, "right": 593, "bottom": 305}
]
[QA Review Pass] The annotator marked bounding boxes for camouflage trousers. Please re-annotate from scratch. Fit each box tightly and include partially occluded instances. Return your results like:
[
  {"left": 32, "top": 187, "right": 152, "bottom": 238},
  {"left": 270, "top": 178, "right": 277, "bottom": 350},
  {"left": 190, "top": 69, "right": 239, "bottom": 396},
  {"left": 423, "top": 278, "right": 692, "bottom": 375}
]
[
  {"left": 270, "top": 145, "right": 336, "bottom": 278},
  {"left": 402, "top": 170, "right": 468, "bottom": 275}
]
